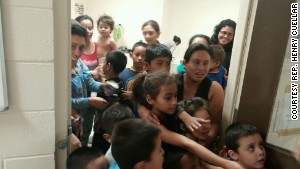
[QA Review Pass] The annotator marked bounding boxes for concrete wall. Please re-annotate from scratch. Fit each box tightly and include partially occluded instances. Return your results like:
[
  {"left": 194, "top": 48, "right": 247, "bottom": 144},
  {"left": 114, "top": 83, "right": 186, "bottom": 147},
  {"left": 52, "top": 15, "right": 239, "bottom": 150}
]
[{"left": 0, "top": 0, "right": 55, "bottom": 168}]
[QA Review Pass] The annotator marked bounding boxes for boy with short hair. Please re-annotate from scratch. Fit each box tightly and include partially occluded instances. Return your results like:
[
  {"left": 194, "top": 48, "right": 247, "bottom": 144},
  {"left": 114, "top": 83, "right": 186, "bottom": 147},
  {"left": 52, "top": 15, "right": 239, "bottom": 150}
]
[
  {"left": 128, "top": 44, "right": 172, "bottom": 117},
  {"left": 224, "top": 122, "right": 266, "bottom": 169},
  {"left": 67, "top": 147, "right": 108, "bottom": 169},
  {"left": 112, "top": 118, "right": 164, "bottom": 169},
  {"left": 119, "top": 41, "right": 148, "bottom": 83},
  {"left": 101, "top": 103, "right": 134, "bottom": 169},
  {"left": 97, "top": 14, "right": 118, "bottom": 80},
  {"left": 144, "top": 43, "right": 172, "bottom": 73},
  {"left": 92, "top": 50, "right": 127, "bottom": 152},
  {"left": 207, "top": 45, "right": 227, "bottom": 90}
]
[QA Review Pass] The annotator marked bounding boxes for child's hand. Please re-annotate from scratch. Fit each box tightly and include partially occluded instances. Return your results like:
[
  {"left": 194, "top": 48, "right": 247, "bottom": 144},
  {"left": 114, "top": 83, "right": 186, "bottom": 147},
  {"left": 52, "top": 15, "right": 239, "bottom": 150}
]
[
  {"left": 138, "top": 104, "right": 160, "bottom": 125},
  {"left": 182, "top": 114, "right": 210, "bottom": 132}
]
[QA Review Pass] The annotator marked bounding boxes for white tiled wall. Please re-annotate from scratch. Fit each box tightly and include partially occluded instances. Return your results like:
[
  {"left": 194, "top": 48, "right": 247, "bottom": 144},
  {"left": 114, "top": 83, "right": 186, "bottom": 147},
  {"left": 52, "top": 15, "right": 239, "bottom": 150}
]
[
  {"left": 3, "top": 155, "right": 54, "bottom": 169},
  {"left": 0, "top": 0, "right": 55, "bottom": 168}
]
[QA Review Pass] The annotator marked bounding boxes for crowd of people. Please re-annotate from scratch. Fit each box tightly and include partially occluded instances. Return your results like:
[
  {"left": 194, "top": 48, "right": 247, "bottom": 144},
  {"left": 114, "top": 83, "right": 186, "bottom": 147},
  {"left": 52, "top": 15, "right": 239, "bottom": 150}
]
[{"left": 68, "top": 14, "right": 300, "bottom": 169}]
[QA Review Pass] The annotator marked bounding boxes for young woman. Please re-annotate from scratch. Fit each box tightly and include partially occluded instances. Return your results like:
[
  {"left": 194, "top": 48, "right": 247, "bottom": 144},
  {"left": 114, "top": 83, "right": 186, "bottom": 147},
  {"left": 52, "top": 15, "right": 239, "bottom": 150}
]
[{"left": 211, "top": 19, "right": 236, "bottom": 73}]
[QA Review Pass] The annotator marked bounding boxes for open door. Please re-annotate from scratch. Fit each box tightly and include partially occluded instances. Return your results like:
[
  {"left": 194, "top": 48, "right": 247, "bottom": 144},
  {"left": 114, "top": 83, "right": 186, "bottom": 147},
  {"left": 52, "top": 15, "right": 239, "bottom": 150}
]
[
  {"left": 234, "top": 0, "right": 300, "bottom": 168},
  {"left": 54, "top": 0, "right": 71, "bottom": 169}
]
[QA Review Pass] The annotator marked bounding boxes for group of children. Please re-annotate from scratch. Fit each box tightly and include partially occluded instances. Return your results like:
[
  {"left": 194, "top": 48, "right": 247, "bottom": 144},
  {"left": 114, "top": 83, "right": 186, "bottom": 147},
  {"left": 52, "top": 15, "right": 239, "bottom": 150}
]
[{"left": 69, "top": 13, "right": 268, "bottom": 169}]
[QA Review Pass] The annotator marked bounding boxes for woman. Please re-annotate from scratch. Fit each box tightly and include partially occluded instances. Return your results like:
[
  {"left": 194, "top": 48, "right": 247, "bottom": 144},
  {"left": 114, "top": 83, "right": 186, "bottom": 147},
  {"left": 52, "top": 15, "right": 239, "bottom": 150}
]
[
  {"left": 142, "top": 20, "right": 160, "bottom": 45},
  {"left": 177, "top": 34, "right": 211, "bottom": 74},
  {"left": 211, "top": 19, "right": 236, "bottom": 73},
  {"left": 177, "top": 44, "right": 224, "bottom": 152},
  {"left": 75, "top": 14, "right": 99, "bottom": 80}
]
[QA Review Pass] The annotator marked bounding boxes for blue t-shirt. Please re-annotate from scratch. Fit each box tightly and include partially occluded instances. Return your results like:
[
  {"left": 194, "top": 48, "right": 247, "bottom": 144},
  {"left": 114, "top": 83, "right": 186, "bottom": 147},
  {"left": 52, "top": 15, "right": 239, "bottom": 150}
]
[{"left": 207, "top": 66, "right": 227, "bottom": 90}]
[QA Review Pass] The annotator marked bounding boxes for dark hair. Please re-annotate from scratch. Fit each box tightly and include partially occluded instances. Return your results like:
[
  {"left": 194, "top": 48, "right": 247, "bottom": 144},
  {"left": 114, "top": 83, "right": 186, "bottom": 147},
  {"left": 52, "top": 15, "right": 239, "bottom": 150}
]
[
  {"left": 132, "top": 71, "right": 176, "bottom": 109},
  {"left": 67, "top": 147, "right": 105, "bottom": 169},
  {"left": 131, "top": 41, "right": 148, "bottom": 52},
  {"left": 75, "top": 14, "right": 94, "bottom": 27},
  {"left": 210, "top": 45, "right": 225, "bottom": 68},
  {"left": 112, "top": 119, "right": 161, "bottom": 169},
  {"left": 189, "top": 34, "right": 212, "bottom": 46},
  {"left": 106, "top": 51, "right": 127, "bottom": 74},
  {"left": 145, "top": 44, "right": 172, "bottom": 64},
  {"left": 101, "top": 103, "right": 134, "bottom": 135},
  {"left": 183, "top": 43, "right": 213, "bottom": 63},
  {"left": 173, "top": 35, "right": 181, "bottom": 44},
  {"left": 97, "top": 14, "right": 114, "bottom": 30},
  {"left": 225, "top": 122, "right": 261, "bottom": 152},
  {"left": 211, "top": 19, "right": 236, "bottom": 51},
  {"left": 71, "top": 19, "right": 88, "bottom": 40},
  {"left": 142, "top": 20, "right": 160, "bottom": 32},
  {"left": 178, "top": 97, "right": 212, "bottom": 118}
]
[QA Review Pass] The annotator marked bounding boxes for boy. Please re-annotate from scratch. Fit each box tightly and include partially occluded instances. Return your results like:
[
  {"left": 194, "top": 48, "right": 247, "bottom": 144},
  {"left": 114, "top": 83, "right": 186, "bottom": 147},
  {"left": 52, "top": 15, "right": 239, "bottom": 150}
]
[
  {"left": 224, "top": 122, "right": 266, "bottom": 169},
  {"left": 207, "top": 45, "right": 227, "bottom": 90},
  {"left": 92, "top": 50, "right": 127, "bottom": 152},
  {"left": 144, "top": 44, "right": 172, "bottom": 73},
  {"left": 101, "top": 103, "right": 134, "bottom": 169},
  {"left": 111, "top": 118, "right": 164, "bottom": 169},
  {"left": 97, "top": 14, "right": 118, "bottom": 80},
  {"left": 67, "top": 147, "right": 108, "bottom": 169},
  {"left": 71, "top": 20, "right": 110, "bottom": 146},
  {"left": 128, "top": 44, "right": 172, "bottom": 117},
  {"left": 119, "top": 41, "right": 147, "bottom": 83}
]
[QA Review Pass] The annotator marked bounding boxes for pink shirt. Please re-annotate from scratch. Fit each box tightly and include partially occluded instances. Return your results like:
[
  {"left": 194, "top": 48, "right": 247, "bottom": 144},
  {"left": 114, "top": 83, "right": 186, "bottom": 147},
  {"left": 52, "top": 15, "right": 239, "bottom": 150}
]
[{"left": 80, "top": 42, "right": 98, "bottom": 70}]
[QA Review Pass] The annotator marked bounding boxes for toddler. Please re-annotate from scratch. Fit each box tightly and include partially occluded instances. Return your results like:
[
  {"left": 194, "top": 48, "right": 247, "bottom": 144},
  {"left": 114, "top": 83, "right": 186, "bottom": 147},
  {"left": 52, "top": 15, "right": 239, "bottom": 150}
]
[{"left": 97, "top": 14, "right": 118, "bottom": 80}]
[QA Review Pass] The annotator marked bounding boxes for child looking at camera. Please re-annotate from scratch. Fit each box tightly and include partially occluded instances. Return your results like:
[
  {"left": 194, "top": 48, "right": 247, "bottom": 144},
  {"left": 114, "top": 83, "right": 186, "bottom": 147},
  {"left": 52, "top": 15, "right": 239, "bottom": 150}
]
[{"left": 97, "top": 14, "right": 118, "bottom": 80}]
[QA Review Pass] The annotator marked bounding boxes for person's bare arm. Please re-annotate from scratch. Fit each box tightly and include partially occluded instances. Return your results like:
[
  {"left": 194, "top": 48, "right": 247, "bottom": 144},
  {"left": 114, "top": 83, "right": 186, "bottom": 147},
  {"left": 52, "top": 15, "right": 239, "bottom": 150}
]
[
  {"left": 206, "top": 81, "right": 224, "bottom": 146},
  {"left": 178, "top": 109, "right": 210, "bottom": 132},
  {"left": 158, "top": 125, "right": 243, "bottom": 169},
  {"left": 110, "top": 39, "right": 117, "bottom": 51}
]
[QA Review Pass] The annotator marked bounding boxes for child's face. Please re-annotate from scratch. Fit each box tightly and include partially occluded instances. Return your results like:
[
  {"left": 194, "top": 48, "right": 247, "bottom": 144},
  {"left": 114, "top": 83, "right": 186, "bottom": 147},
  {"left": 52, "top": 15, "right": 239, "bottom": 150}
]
[
  {"left": 185, "top": 109, "right": 211, "bottom": 146},
  {"left": 148, "top": 83, "right": 177, "bottom": 115},
  {"left": 147, "top": 56, "right": 171, "bottom": 73},
  {"left": 86, "top": 155, "right": 108, "bottom": 169},
  {"left": 184, "top": 50, "right": 210, "bottom": 82},
  {"left": 80, "top": 19, "right": 94, "bottom": 41},
  {"left": 71, "top": 35, "right": 85, "bottom": 68},
  {"left": 131, "top": 46, "right": 146, "bottom": 70},
  {"left": 218, "top": 26, "right": 234, "bottom": 46},
  {"left": 209, "top": 60, "right": 220, "bottom": 70},
  {"left": 142, "top": 25, "right": 160, "bottom": 45},
  {"left": 235, "top": 134, "right": 266, "bottom": 169},
  {"left": 98, "top": 21, "right": 112, "bottom": 36},
  {"left": 143, "top": 136, "right": 164, "bottom": 169}
]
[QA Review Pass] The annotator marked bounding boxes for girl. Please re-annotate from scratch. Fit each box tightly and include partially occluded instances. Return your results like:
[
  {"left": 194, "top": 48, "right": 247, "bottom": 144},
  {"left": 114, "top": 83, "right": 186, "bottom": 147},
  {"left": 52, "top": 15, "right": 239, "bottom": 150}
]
[
  {"left": 142, "top": 20, "right": 160, "bottom": 45},
  {"left": 132, "top": 71, "right": 242, "bottom": 169},
  {"left": 178, "top": 97, "right": 212, "bottom": 148}
]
